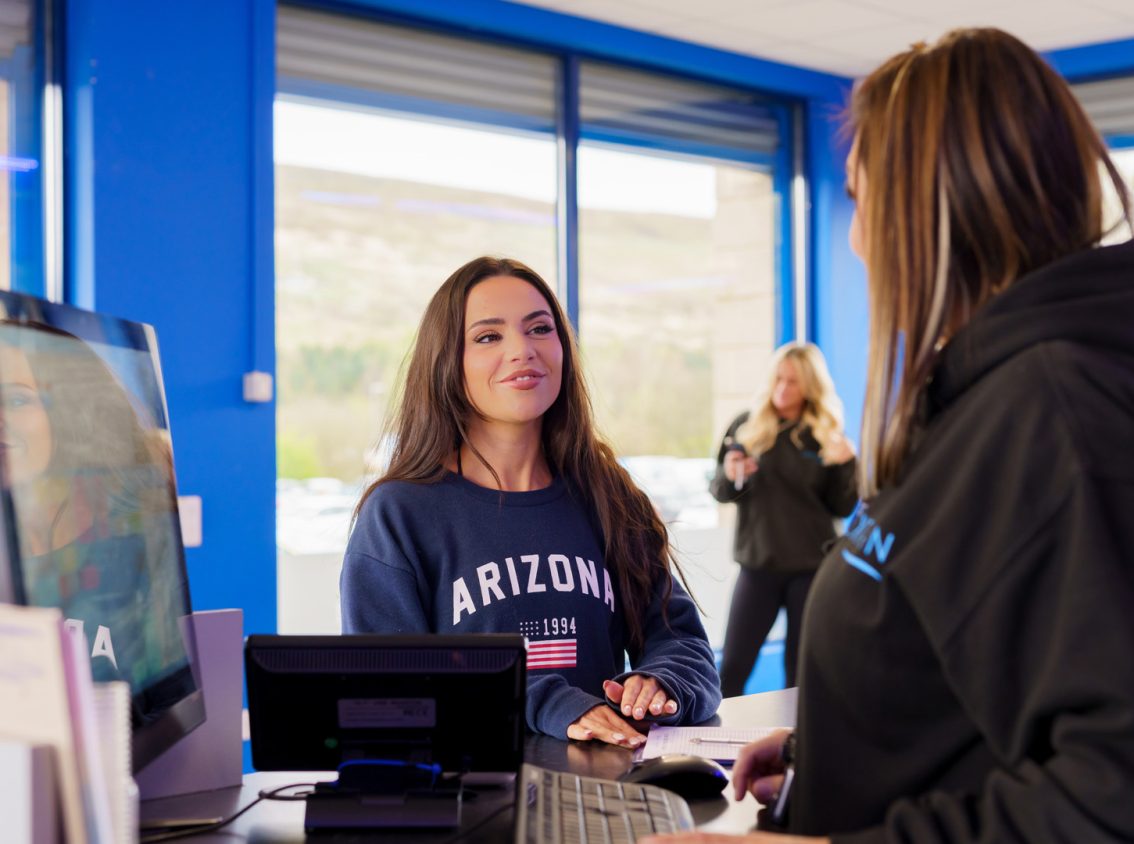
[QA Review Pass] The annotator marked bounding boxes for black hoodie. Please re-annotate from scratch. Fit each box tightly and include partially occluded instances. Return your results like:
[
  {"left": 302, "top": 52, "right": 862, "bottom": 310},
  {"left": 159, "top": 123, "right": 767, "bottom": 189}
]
[
  {"left": 791, "top": 240, "right": 1134, "bottom": 843},
  {"left": 709, "top": 417, "right": 858, "bottom": 573}
]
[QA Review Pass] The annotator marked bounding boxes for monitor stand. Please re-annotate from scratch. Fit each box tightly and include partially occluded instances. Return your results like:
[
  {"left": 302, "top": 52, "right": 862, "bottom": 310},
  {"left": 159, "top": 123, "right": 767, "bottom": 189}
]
[
  {"left": 304, "top": 761, "right": 462, "bottom": 831},
  {"left": 136, "top": 609, "right": 244, "bottom": 800}
]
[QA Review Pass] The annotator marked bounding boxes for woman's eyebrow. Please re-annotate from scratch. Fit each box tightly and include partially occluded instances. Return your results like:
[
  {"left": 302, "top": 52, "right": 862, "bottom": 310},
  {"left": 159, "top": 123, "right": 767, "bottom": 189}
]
[{"left": 466, "top": 310, "right": 552, "bottom": 331}]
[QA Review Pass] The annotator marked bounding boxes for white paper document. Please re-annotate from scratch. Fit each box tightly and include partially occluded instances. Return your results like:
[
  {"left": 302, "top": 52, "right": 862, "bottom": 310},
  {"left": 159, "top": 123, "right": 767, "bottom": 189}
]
[
  {"left": 636, "top": 726, "right": 790, "bottom": 763},
  {"left": 0, "top": 604, "right": 88, "bottom": 844}
]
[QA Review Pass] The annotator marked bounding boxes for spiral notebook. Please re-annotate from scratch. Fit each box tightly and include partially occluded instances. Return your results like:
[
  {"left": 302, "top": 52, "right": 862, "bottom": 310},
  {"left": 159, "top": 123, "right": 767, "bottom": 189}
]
[{"left": 633, "top": 726, "right": 789, "bottom": 763}]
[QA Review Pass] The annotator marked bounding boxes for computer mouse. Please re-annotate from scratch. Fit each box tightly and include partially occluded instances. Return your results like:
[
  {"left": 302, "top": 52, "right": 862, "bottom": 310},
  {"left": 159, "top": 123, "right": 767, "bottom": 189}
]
[{"left": 619, "top": 754, "right": 728, "bottom": 799}]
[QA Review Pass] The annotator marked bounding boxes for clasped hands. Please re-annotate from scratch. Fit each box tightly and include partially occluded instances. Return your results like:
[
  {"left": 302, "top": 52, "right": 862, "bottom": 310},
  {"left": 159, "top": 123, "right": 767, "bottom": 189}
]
[{"left": 566, "top": 674, "right": 679, "bottom": 747}]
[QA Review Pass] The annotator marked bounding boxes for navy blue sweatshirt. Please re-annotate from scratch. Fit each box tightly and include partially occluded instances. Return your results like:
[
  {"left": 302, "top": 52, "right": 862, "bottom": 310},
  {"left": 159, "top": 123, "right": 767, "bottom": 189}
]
[{"left": 340, "top": 472, "right": 721, "bottom": 739}]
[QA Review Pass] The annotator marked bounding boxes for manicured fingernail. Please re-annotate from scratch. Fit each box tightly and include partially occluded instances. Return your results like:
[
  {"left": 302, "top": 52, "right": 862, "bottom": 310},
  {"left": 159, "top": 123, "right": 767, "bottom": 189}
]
[
  {"left": 634, "top": 707, "right": 644, "bottom": 719},
  {"left": 630, "top": 736, "right": 644, "bottom": 746},
  {"left": 665, "top": 701, "right": 677, "bottom": 712},
  {"left": 612, "top": 732, "right": 626, "bottom": 742},
  {"left": 650, "top": 703, "right": 661, "bottom": 713},
  {"left": 623, "top": 705, "right": 632, "bottom": 715}
]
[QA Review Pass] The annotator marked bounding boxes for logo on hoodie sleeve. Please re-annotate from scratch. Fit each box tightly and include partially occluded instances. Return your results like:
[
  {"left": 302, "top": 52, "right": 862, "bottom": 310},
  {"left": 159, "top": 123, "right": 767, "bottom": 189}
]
[{"left": 839, "top": 505, "right": 897, "bottom": 582}]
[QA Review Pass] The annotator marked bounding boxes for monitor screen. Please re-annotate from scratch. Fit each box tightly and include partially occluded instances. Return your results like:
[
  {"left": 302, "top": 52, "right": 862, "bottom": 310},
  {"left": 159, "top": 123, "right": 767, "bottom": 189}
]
[
  {"left": 0, "top": 291, "right": 204, "bottom": 772},
  {"left": 245, "top": 634, "right": 526, "bottom": 773}
]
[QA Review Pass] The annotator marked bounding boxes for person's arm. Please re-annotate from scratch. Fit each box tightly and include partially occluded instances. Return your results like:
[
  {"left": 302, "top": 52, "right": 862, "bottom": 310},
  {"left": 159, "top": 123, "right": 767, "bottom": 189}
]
[
  {"left": 643, "top": 732, "right": 832, "bottom": 842},
  {"left": 821, "top": 455, "right": 858, "bottom": 517},
  {"left": 526, "top": 674, "right": 610, "bottom": 738},
  {"left": 340, "top": 550, "right": 430, "bottom": 633},
  {"left": 710, "top": 414, "right": 751, "bottom": 503},
  {"left": 339, "top": 489, "right": 431, "bottom": 633},
  {"left": 618, "top": 576, "right": 722, "bottom": 725},
  {"left": 832, "top": 475, "right": 1134, "bottom": 844}
]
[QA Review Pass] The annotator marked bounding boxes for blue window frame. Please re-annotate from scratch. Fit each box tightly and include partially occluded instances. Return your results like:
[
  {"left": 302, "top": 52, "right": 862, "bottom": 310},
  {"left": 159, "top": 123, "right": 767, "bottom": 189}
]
[{"left": 0, "top": 0, "right": 53, "bottom": 296}]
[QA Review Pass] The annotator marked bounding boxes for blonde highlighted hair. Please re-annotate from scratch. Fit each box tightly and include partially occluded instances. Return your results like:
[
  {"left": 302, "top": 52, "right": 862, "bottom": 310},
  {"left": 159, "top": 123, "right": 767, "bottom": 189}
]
[
  {"left": 736, "top": 342, "right": 845, "bottom": 462},
  {"left": 849, "top": 28, "right": 1132, "bottom": 498}
]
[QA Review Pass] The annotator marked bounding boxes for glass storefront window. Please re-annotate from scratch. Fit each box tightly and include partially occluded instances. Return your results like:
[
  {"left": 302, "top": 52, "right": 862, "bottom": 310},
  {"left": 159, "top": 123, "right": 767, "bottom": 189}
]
[
  {"left": 577, "top": 143, "right": 778, "bottom": 649},
  {"left": 274, "top": 99, "right": 556, "bottom": 631}
]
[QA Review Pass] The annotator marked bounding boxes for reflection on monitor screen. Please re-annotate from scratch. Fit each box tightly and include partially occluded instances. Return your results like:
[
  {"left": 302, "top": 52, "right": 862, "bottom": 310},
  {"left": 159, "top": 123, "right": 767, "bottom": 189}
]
[{"left": 0, "top": 291, "right": 203, "bottom": 772}]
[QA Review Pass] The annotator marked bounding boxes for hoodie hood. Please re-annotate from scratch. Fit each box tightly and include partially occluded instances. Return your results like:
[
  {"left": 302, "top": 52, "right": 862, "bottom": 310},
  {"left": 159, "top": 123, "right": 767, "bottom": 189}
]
[{"left": 930, "top": 239, "right": 1134, "bottom": 411}]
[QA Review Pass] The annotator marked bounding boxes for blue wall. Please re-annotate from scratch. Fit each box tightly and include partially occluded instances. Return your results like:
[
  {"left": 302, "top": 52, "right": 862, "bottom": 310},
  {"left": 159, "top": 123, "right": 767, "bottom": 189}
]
[
  {"left": 64, "top": 0, "right": 277, "bottom": 636},
  {"left": 60, "top": 0, "right": 1134, "bottom": 634},
  {"left": 1047, "top": 37, "right": 1134, "bottom": 80},
  {"left": 807, "top": 105, "right": 867, "bottom": 444}
]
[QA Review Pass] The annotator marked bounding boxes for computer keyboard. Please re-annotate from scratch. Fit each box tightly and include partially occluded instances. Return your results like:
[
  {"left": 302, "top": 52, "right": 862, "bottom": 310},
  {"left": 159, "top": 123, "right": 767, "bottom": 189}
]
[{"left": 515, "top": 763, "right": 695, "bottom": 843}]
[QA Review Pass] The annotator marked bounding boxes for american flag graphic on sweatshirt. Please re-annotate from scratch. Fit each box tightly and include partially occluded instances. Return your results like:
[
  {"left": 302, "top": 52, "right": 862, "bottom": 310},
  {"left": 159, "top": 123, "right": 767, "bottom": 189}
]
[{"left": 526, "top": 638, "right": 578, "bottom": 670}]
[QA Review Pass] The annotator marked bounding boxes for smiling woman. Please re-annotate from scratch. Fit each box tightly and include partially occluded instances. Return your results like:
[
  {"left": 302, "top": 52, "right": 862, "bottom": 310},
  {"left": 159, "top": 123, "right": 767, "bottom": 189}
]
[
  {"left": 461, "top": 276, "right": 564, "bottom": 455},
  {"left": 339, "top": 256, "right": 721, "bottom": 744}
]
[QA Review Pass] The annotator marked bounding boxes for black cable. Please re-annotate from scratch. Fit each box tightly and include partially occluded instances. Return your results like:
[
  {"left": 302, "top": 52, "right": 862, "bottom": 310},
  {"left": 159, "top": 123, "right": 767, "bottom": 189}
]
[
  {"left": 138, "top": 782, "right": 317, "bottom": 843},
  {"left": 258, "top": 782, "right": 319, "bottom": 801}
]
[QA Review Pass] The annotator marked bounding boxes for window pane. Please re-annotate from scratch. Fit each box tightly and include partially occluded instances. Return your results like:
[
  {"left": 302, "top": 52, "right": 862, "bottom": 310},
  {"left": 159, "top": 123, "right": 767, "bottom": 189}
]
[
  {"left": 0, "top": 0, "right": 46, "bottom": 293},
  {"left": 577, "top": 143, "right": 778, "bottom": 649},
  {"left": 274, "top": 99, "right": 557, "bottom": 632},
  {"left": 1103, "top": 147, "right": 1134, "bottom": 245}
]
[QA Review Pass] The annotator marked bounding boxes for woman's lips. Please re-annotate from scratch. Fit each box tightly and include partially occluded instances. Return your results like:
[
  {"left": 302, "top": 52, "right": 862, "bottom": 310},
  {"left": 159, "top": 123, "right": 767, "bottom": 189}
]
[{"left": 500, "top": 369, "right": 546, "bottom": 390}]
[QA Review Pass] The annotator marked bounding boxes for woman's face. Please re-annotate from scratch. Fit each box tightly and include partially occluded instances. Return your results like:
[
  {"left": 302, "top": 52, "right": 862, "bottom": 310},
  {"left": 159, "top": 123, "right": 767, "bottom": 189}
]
[
  {"left": 0, "top": 346, "right": 53, "bottom": 485},
  {"left": 462, "top": 275, "right": 564, "bottom": 432},
  {"left": 771, "top": 358, "right": 805, "bottom": 420},
  {"left": 847, "top": 137, "right": 867, "bottom": 261}
]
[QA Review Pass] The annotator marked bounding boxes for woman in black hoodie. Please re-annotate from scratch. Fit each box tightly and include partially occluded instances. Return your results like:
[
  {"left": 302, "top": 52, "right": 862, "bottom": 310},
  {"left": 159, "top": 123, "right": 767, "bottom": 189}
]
[
  {"left": 647, "top": 27, "right": 1134, "bottom": 844},
  {"left": 710, "top": 342, "right": 857, "bottom": 694}
]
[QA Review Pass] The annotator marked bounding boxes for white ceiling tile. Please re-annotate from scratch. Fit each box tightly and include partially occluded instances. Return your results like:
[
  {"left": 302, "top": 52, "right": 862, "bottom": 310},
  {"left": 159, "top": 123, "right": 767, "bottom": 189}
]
[
  {"left": 680, "top": 0, "right": 800, "bottom": 14},
  {"left": 508, "top": 0, "right": 1134, "bottom": 79},
  {"left": 651, "top": 20, "right": 783, "bottom": 56},
  {"left": 578, "top": 6, "right": 691, "bottom": 29},
  {"left": 745, "top": 39, "right": 871, "bottom": 71},
  {"left": 855, "top": 0, "right": 991, "bottom": 14},
  {"left": 1079, "top": 0, "right": 1134, "bottom": 16},
  {"left": 817, "top": 56, "right": 878, "bottom": 77},
  {"left": 834, "top": 21, "right": 941, "bottom": 55},
  {"left": 956, "top": 3, "right": 1127, "bottom": 33},
  {"left": 726, "top": 0, "right": 912, "bottom": 41}
]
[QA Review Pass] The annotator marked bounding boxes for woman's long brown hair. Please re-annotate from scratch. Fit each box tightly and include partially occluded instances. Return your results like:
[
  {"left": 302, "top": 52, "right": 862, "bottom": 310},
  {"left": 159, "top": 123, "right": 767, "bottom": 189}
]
[
  {"left": 355, "top": 256, "right": 691, "bottom": 650},
  {"left": 850, "top": 28, "right": 1132, "bottom": 498}
]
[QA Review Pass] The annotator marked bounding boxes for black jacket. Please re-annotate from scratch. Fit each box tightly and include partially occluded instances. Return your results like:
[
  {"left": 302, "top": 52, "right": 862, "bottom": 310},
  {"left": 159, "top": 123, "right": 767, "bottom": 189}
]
[
  {"left": 792, "top": 240, "right": 1134, "bottom": 843},
  {"left": 709, "top": 416, "right": 857, "bottom": 574}
]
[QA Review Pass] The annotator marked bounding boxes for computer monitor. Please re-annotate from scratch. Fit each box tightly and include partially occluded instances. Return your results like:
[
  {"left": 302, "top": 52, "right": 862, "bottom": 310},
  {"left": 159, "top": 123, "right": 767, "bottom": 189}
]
[
  {"left": 0, "top": 290, "right": 204, "bottom": 772},
  {"left": 245, "top": 634, "right": 526, "bottom": 774}
]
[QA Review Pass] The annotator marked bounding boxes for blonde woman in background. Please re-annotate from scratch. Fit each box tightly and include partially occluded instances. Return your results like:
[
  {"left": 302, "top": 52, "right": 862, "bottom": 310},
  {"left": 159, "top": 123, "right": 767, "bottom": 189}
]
[{"left": 709, "top": 342, "right": 856, "bottom": 695}]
